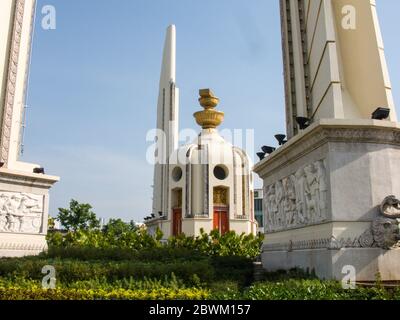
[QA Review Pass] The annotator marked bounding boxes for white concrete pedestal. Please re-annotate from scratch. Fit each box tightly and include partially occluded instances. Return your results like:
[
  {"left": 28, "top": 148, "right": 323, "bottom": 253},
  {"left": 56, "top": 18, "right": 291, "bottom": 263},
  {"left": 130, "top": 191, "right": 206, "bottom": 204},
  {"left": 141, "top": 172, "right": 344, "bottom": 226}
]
[
  {"left": 0, "top": 168, "right": 59, "bottom": 257},
  {"left": 254, "top": 120, "right": 400, "bottom": 281}
]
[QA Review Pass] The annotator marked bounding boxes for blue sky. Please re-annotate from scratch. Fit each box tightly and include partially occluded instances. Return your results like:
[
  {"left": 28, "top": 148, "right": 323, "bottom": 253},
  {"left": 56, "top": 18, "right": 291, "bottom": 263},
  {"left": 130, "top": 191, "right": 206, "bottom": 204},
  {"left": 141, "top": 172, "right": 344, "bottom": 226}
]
[{"left": 22, "top": 0, "right": 400, "bottom": 222}]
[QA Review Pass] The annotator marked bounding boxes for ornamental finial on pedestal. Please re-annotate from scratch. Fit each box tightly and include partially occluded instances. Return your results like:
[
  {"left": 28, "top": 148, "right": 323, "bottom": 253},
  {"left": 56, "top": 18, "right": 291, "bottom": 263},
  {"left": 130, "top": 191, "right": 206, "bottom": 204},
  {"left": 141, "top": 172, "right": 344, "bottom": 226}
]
[{"left": 194, "top": 89, "right": 224, "bottom": 129}]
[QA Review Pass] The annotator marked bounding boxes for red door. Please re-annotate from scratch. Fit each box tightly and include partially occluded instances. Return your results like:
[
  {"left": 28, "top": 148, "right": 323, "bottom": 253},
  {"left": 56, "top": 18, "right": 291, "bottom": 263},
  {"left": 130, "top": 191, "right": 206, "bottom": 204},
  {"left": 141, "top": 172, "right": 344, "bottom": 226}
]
[
  {"left": 213, "top": 211, "right": 220, "bottom": 231},
  {"left": 220, "top": 211, "right": 229, "bottom": 235},
  {"left": 213, "top": 208, "right": 229, "bottom": 235},
  {"left": 172, "top": 208, "right": 182, "bottom": 236}
]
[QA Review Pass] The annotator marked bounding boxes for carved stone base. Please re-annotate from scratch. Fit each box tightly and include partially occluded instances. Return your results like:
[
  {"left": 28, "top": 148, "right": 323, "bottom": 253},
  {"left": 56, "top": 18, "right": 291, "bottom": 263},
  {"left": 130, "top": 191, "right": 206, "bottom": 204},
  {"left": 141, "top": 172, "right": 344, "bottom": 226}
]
[
  {"left": 0, "top": 232, "right": 47, "bottom": 257},
  {"left": 262, "top": 248, "right": 400, "bottom": 281},
  {"left": 0, "top": 168, "right": 58, "bottom": 257},
  {"left": 254, "top": 119, "right": 400, "bottom": 281}
]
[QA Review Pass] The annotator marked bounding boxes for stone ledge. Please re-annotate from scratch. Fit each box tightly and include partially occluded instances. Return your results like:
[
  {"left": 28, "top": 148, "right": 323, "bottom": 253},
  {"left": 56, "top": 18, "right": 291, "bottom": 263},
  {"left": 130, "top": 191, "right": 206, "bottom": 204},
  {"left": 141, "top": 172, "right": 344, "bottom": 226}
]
[
  {"left": 0, "top": 242, "right": 47, "bottom": 251},
  {"left": 0, "top": 168, "right": 59, "bottom": 189},
  {"left": 254, "top": 119, "right": 400, "bottom": 178}
]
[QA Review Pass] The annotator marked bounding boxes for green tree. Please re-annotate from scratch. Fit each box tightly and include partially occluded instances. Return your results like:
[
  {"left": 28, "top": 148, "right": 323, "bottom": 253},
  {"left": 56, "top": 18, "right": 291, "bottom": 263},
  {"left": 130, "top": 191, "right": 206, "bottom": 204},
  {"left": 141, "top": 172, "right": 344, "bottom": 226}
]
[
  {"left": 57, "top": 199, "right": 100, "bottom": 232},
  {"left": 102, "top": 219, "right": 138, "bottom": 235}
]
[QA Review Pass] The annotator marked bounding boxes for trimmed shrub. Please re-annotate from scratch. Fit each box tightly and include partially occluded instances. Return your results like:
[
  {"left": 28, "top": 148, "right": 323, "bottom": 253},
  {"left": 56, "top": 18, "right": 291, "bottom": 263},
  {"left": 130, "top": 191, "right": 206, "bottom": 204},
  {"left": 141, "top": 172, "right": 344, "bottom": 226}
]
[
  {"left": 44, "top": 246, "right": 205, "bottom": 262},
  {"left": 211, "top": 256, "right": 254, "bottom": 286},
  {"left": 0, "top": 287, "right": 209, "bottom": 300},
  {"left": 0, "top": 258, "right": 215, "bottom": 285},
  {"left": 242, "top": 280, "right": 391, "bottom": 300},
  {"left": 0, "top": 276, "right": 209, "bottom": 300}
]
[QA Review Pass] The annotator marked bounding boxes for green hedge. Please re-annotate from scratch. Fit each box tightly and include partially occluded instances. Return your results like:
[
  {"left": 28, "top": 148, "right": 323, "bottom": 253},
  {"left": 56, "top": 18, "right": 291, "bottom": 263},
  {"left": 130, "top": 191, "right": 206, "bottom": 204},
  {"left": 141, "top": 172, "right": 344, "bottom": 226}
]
[
  {"left": 0, "top": 276, "right": 210, "bottom": 300},
  {"left": 0, "top": 288, "right": 209, "bottom": 300},
  {"left": 44, "top": 246, "right": 205, "bottom": 262},
  {"left": 0, "top": 247, "right": 255, "bottom": 287},
  {"left": 1, "top": 276, "right": 399, "bottom": 300},
  {"left": 243, "top": 280, "right": 392, "bottom": 300},
  {"left": 0, "top": 258, "right": 215, "bottom": 285},
  {"left": 210, "top": 279, "right": 400, "bottom": 300}
]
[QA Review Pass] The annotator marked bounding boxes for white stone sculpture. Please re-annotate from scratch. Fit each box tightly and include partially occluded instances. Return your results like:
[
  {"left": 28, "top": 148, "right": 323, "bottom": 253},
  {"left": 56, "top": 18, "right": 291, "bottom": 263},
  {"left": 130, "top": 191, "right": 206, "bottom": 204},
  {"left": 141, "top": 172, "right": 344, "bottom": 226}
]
[
  {"left": 372, "top": 217, "right": 400, "bottom": 250},
  {"left": 380, "top": 195, "right": 400, "bottom": 219},
  {"left": 369, "top": 195, "right": 400, "bottom": 249}
]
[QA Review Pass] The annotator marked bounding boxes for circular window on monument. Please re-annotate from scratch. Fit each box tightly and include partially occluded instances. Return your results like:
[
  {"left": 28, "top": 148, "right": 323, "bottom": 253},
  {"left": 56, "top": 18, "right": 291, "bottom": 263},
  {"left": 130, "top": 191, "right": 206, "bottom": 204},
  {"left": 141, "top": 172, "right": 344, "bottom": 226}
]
[
  {"left": 214, "top": 165, "right": 228, "bottom": 180},
  {"left": 172, "top": 167, "right": 183, "bottom": 182}
]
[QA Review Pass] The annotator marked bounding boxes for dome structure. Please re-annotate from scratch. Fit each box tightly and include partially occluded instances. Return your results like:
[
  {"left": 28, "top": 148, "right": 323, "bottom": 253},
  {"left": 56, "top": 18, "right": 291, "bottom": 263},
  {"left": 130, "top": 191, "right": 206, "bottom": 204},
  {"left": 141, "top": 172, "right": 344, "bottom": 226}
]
[{"left": 148, "top": 89, "right": 257, "bottom": 238}]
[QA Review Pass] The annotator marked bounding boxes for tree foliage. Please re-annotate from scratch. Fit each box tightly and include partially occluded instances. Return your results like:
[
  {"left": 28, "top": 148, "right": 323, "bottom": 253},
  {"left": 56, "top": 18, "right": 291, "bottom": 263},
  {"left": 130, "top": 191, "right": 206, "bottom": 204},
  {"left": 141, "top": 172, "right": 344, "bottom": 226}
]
[{"left": 57, "top": 199, "right": 100, "bottom": 232}]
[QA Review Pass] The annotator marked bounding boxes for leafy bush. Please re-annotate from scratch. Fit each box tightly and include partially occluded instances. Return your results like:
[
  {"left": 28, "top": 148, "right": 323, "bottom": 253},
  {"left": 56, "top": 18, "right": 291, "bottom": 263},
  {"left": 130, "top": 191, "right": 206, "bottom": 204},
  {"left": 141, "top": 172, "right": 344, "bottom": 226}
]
[
  {"left": 393, "top": 287, "right": 400, "bottom": 300},
  {"left": 0, "top": 258, "right": 215, "bottom": 285},
  {"left": 47, "top": 227, "right": 162, "bottom": 250},
  {"left": 206, "top": 280, "right": 242, "bottom": 300},
  {"left": 211, "top": 256, "right": 254, "bottom": 286},
  {"left": 0, "top": 287, "right": 209, "bottom": 300},
  {"left": 242, "top": 280, "right": 391, "bottom": 300},
  {"left": 0, "top": 277, "right": 209, "bottom": 300},
  {"left": 47, "top": 228, "right": 263, "bottom": 259},
  {"left": 168, "top": 229, "right": 263, "bottom": 259},
  {"left": 0, "top": 274, "right": 188, "bottom": 290},
  {"left": 44, "top": 246, "right": 205, "bottom": 262}
]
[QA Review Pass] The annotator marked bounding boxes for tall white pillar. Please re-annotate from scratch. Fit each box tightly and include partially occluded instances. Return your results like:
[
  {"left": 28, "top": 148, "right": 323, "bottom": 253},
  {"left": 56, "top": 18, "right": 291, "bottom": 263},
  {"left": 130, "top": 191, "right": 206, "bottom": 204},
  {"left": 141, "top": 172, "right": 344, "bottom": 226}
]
[
  {"left": 152, "top": 25, "right": 179, "bottom": 218},
  {"left": 281, "top": 0, "right": 397, "bottom": 139},
  {"left": 0, "top": 0, "right": 59, "bottom": 257}
]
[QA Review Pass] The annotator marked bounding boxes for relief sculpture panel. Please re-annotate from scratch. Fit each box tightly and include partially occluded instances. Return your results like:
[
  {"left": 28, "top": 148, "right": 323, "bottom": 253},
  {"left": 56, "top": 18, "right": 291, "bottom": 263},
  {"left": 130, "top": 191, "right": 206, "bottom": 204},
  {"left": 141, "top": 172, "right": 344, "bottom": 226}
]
[
  {"left": 264, "top": 160, "right": 328, "bottom": 232},
  {"left": 0, "top": 192, "right": 44, "bottom": 234}
]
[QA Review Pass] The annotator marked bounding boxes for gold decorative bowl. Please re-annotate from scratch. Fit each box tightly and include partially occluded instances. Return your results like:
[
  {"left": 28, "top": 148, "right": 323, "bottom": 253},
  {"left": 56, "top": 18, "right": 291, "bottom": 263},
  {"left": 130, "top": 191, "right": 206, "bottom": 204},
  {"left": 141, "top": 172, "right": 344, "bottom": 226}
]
[
  {"left": 194, "top": 109, "right": 224, "bottom": 129},
  {"left": 198, "top": 95, "right": 220, "bottom": 109}
]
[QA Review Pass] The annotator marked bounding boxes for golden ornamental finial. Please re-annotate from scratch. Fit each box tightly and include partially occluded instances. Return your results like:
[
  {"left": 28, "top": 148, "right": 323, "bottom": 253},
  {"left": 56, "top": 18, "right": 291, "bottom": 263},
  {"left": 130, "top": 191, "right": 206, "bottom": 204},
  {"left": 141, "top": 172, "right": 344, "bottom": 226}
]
[{"left": 194, "top": 89, "right": 224, "bottom": 129}]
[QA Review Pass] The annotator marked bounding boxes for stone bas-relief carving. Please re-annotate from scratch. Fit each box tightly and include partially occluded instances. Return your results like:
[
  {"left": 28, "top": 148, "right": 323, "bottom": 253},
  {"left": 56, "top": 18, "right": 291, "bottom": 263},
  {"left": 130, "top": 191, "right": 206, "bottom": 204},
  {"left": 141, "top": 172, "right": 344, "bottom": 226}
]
[
  {"left": 264, "top": 160, "right": 328, "bottom": 232},
  {"left": 263, "top": 195, "right": 400, "bottom": 252},
  {"left": 0, "top": 192, "right": 44, "bottom": 234}
]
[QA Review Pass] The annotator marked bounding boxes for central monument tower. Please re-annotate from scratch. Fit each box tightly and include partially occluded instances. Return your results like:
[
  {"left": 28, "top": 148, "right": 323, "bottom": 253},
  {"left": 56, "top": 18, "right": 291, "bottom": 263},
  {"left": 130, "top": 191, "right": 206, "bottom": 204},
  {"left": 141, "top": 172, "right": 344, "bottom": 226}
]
[
  {"left": 148, "top": 26, "right": 257, "bottom": 237},
  {"left": 152, "top": 25, "right": 179, "bottom": 219}
]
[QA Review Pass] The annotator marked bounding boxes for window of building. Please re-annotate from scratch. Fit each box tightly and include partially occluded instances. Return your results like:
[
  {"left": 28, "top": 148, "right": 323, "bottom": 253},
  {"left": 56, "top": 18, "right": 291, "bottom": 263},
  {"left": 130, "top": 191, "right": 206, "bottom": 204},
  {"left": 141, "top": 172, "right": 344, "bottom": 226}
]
[
  {"left": 172, "top": 167, "right": 183, "bottom": 182},
  {"left": 214, "top": 165, "right": 228, "bottom": 180}
]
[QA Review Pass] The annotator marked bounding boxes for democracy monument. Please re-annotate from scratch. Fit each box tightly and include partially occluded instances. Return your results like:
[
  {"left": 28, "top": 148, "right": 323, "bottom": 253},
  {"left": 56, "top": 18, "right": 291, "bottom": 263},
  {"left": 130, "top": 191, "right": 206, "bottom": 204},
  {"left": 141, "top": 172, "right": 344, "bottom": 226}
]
[{"left": 0, "top": 0, "right": 399, "bottom": 284}]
